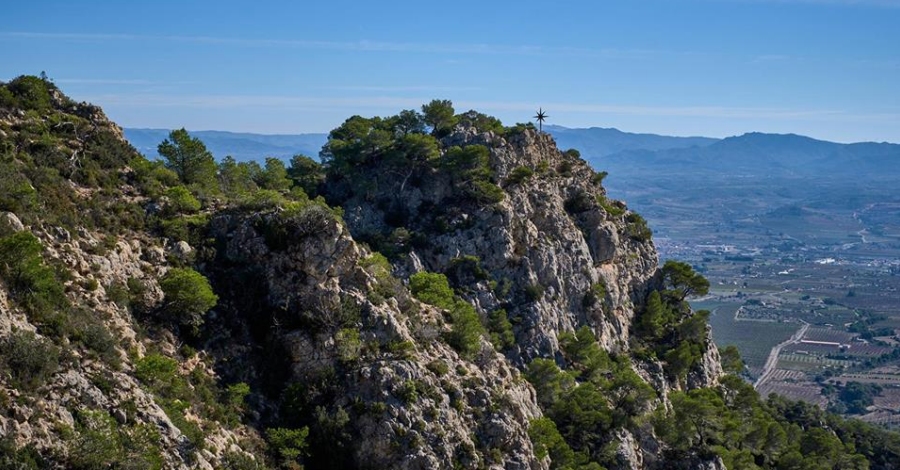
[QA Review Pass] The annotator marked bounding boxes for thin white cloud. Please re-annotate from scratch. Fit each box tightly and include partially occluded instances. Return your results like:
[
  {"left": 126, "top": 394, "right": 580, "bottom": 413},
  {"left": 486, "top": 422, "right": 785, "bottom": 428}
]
[
  {"left": 320, "top": 85, "right": 483, "bottom": 93},
  {"left": 0, "top": 31, "right": 669, "bottom": 59},
  {"left": 56, "top": 78, "right": 154, "bottom": 85},
  {"left": 82, "top": 93, "right": 425, "bottom": 110}
]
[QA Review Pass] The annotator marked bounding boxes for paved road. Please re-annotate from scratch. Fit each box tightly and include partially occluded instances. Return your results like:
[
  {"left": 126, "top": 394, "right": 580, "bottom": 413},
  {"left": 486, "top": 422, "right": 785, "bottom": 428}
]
[{"left": 754, "top": 320, "right": 809, "bottom": 389}]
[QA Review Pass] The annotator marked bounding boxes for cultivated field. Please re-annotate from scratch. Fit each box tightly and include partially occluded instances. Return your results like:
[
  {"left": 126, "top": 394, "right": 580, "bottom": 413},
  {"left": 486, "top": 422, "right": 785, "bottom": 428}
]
[{"left": 705, "top": 304, "right": 800, "bottom": 377}]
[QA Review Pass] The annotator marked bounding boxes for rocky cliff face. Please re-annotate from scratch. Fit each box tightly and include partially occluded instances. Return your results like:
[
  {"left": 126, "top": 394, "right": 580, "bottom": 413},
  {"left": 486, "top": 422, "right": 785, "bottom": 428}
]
[
  {"left": 333, "top": 126, "right": 720, "bottom": 385},
  {"left": 206, "top": 208, "right": 545, "bottom": 469}
]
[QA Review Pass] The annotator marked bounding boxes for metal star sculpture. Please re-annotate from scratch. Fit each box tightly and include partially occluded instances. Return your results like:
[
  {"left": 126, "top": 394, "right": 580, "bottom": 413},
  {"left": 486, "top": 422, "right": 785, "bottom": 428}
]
[{"left": 534, "top": 108, "right": 548, "bottom": 133}]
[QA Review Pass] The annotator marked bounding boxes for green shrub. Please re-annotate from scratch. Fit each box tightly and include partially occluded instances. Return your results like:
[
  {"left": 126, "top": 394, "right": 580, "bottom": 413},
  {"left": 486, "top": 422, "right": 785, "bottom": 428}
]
[
  {"left": 446, "top": 255, "right": 490, "bottom": 287},
  {"left": 134, "top": 353, "right": 178, "bottom": 387},
  {"left": 335, "top": 328, "right": 362, "bottom": 362},
  {"left": 82, "top": 278, "right": 100, "bottom": 291},
  {"left": 105, "top": 281, "right": 130, "bottom": 307},
  {"left": 441, "top": 145, "right": 504, "bottom": 204},
  {"left": 69, "top": 308, "right": 120, "bottom": 367},
  {"left": 161, "top": 399, "right": 206, "bottom": 450},
  {"left": 220, "top": 451, "right": 267, "bottom": 470},
  {"left": 409, "top": 272, "right": 455, "bottom": 310},
  {"left": 386, "top": 340, "right": 415, "bottom": 358},
  {"left": 528, "top": 417, "right": 575, "bottom": 466},
  {"left": 0, "top": 232, "right": 68, "bottom": 325},
  {"left": 129, "top": 157, "right": 179, "bottom": 199},
  {"left": 267, "top": 427, "right": 309, "bottom": 467},
  {"left": 487, "top": 309, "right": 515, "bottom": 351},
  {"left": 0, "top": 436, "right": 47, "bottom": 469},
  {"left": 583, "top": 282, "right": 607, "bottom": 307},
  {"left": 158, "top": 213, "right": 209, "bottom": 244},
  {"left": 225, "top": 382, "right": 251, "bottom": 421},
  {"left": 456, "top": 110, "right": 504, "bottom": 134},
  {"left": 426, "top": 360, "right": 449, "bottom": 376},
  {"left": 445, "top": 301, "right": 485, "bottom": 358},
  {"left": 6, "top": 75, "right": 52, "bottom": 111},
  {"left": 70, "top": 410, "right": 124, "bottom": 469},
  {"left": 0, "top": 161, "right": 38, "bottom": 214},
  {"left": 625, "top": 213, "right": 652, "bottom": 242},
  {"left": 524, "top": 283, "right": 545, "bottom": 302},
  {"left": 598, "top": 196, "right": 625, "bottom": 217},
  {"left": 564, "top": 191, "right": 594, "bottom": 214},
  {"left": 158, "top": 268, "right": 218, "bottom": 328},
  {"left": 506, "top": 166, "right": 534, "bottom": 185},
  {"left": 0, "top": 330, "right": 60, "bottom": 391},
  {"left": 467, "top": 180, "right": 505, "bottom": 204},
  {"left": 239, "top": 189, "right": 286, "bottom": 211},
  {"left": 501, "top": 122, "right": 535, "bottom": 137},
  {"left": 397, "top": 379, "right": 419, "bottom": 403},
  {"left": 165, "top": 186, "right": 201, "bottom": 214},
  {"left": 0, "top": 86, "right": 17, "bottom": 108},
  {"left": 591, "top": 171, "right": 608, "bottom": 186}
]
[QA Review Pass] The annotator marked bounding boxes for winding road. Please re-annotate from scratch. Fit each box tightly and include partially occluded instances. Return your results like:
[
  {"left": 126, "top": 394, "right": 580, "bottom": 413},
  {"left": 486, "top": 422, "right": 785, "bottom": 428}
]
[{"left": 754, "top": 320, "right": 809, "bottom": 389}]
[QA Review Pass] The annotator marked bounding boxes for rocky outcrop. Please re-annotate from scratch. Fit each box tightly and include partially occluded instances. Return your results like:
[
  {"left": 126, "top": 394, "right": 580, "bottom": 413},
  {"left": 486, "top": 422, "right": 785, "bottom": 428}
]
[
  {"left": 334, "top": 127, "right": 719, "bottom": 385},
  {"left": 0, "top": 212, "right": 24, "bottom": 237},
  {"left": 209, "top": 208, "right": 546, "bottom": 469},
  {"left": 316, "top": 125, "right": 722, "bottom": 466}
]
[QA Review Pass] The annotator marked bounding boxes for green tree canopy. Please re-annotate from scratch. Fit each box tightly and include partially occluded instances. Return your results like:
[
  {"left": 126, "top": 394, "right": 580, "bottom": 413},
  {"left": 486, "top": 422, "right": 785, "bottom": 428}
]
[
  {"left": 720, "top": 345, "right": 744, "bottom": 374},
  {"left": 421, "top": 99, "right": 457, "bottom": 136},
  {"left": 159, "top": 267, "right": 218, "bottom": 328},
  {"left": 661, "top": 260, "right": 710, "bottom": 301},
  {"left": 287, "top": 154, "right": 325, "bottom": 197},
  {"left": 254, "top": 157, "right": 292, "bottom": 192},
  {"left": 5, "top": 75, "right": 54, "bottom": 110},
  {"left": 218, "top": 156, "right": 258, "bottom": 199},
  {"left": 157, "top": 129, "right": 218, "bottom": 190},
  {"left": 392, "top": 109, "right": 426, "bottom": 135},
  {"left": 408, "top": 272, "right": 455, "bottom": 310}
]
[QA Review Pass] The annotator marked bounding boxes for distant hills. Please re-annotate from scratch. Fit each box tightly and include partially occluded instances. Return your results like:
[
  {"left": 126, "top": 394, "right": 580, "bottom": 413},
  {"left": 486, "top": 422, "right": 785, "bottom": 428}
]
[
  {"left": 123, "top": 128, "right": 327, "bottom": 162},
  {"left": 545, "top": 124, "right": 718, "bottom": 158},
  {"left": 590, "top": 132, "right": 900, "bottom": 179}
]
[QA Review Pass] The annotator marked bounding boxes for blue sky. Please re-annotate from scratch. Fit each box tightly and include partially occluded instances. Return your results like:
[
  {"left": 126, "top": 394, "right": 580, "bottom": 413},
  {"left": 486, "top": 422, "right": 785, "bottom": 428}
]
[{"left": 2, "top": 0, "right": 899, "bottom": 143}]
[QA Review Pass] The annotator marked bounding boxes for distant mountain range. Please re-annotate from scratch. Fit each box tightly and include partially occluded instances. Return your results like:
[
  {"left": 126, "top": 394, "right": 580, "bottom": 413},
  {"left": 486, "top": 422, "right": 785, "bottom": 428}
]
[
  {"left": 125, "top": 126, "right": 900, "bottom": 178},
  {"left": 545, "top": 124, "right": 718, "bottom": 157},
  {"left": 123, "top": 128, "right": 327, "bottom": 162},
  {"left": 591, "top": 132, "right": 900, "bottom": 179}
]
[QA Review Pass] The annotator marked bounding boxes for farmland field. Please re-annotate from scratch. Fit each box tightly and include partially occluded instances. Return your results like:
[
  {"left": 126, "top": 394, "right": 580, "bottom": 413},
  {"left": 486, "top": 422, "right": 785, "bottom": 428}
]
[
  {"left": 757, "top": 381, "right": 827, "bottom": 407},
  {"left": 703, "top": 303, "right": 800, "bottom": 377}
]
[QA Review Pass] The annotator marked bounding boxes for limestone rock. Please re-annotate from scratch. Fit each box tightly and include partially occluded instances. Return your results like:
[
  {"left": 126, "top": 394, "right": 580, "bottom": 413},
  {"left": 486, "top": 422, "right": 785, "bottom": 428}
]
[
  {"left": 0, "top": 211, "right": 24, "bottom": 236},
  {"left": 170, "top": 240, "right": 193, "bottom": 260}
]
